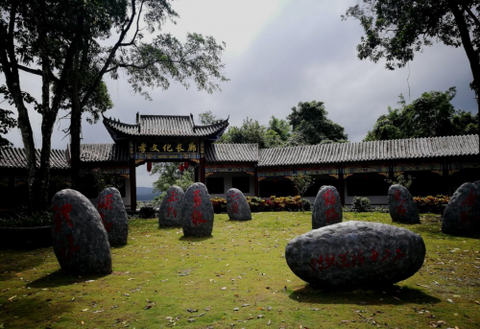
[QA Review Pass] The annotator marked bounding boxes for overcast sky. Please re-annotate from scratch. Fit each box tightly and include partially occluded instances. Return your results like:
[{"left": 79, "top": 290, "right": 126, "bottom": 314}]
[{"left": 3, "top": 0, "right": 477, "bottom": 187}]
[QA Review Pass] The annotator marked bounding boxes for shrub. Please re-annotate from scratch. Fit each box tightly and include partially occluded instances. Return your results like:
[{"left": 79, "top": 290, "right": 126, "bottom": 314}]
[
  {"left": 211, "top": 197, "right": 227, "bottom": 213},
  {"left": 139, "top": 206, "right": 156, "bottom": 219},
  {"left": 351, "top": 196, "right": 372, "bottom": 212},
  {"left": 413, "top": 195, "right": 451, "bottom": 214}
]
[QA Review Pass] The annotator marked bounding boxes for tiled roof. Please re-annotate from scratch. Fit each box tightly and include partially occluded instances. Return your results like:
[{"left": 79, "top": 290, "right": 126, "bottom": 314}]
[
  {"left": 0, "top": 147, "right": 69, "bottom": 169},
  {"left": 258, "top": 135, "right": 479, "bottom": 167},
  {"left": 79, "top": 144, "right": 129, "bottom": 163},
  {"left": 103, "top": 113, "right": 229, "bottom": 140},
  {"left": 205, "top": 143, "right": 259, "bottom": 162}
]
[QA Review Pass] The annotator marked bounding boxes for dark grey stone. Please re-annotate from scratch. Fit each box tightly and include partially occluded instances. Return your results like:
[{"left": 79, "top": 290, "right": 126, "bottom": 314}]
[
  {"left": 312, "top": 186, "right": 342, "bottom": 229},
  {"left": 181, "top": 183, "right": 214, "bottom": 237},
  {"left": 442, "top": 181, "right": 480, "bottom": 236},
  {"left": 96, "top": 187, "right": 128, "bottom": 247},
  {"left": 227, "top": 188, "right": 251, "bottom": 221},
  {"left": 285, "top": 221, "right": 426, "bottom": 288},
  {"left": 159, "top": 186, "right": 184, "bottom": 227},
  {"left": 51, "top": 189, "right": 112, "bottom": 274},
  {"left": 388, "top": 184, "right": 420, "bottom": 224}
]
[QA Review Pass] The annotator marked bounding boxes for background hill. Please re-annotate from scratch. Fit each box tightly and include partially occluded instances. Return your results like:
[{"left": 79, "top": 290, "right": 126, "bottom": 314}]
[{"left": 136, "top": 187, "right": 161, "bottom": 201}]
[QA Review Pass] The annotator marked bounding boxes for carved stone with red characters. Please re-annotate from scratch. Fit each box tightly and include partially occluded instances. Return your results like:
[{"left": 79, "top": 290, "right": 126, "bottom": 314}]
[
  {"left": 51, "top": 189, "right": 112, "bottom": 274},
  {"left": 442, "top": 181, "right": 480, "bottom": 236},
  {"left": 388, "top": 184, "right": 420, "bottom": 224},
  {"left": 159, "top": 186, "right": 184, "bottom": 227},
  {"left": 227, "top": 188, "right": 251, "bottom": 221},
  {"left": 96, "top": 187, "right": 128, "bottom": 246},
  {"left": 285, "top": 221, "right": 426, "bottom": 288},
  {"left": 181, "top": 183, "right": 214, "bottom": 237},
  {"left": 312, "top": 186, "right": 342, "bottom": 229}
]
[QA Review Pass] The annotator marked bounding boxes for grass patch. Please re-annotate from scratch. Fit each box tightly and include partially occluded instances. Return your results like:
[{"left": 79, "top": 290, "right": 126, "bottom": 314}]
[{"left": 0, "top": 212, "right": 479, "bottom": 328}]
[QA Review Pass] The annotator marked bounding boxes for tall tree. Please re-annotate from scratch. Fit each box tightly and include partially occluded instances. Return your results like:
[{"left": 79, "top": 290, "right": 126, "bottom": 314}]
[
  {"left": 0, "top": 101, "right": 17, "bottom": 147},
  {"left": 287, "top": 100, "right": 348, "bottom": 145},
  {"left": 365, "top": 88, "right": 479, "bottom": 140},
  {"left": 343, "top": 0, "right": 480, "bottom": 116},
  {"left": 151, "top": 162, "right": 194, "bottom": 196},
  {"left": 0, "top": 0, "right": 227, "bottom": 210},
  {"left": 220, "top": 118, "right": 270, "bottom": 148}
]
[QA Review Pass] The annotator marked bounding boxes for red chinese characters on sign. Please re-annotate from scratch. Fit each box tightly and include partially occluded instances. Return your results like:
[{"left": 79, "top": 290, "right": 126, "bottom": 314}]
[
  {"left": 97, "top": 193, "right": 114, "bottom": 231},
  {"left": 325, "top": 208, "right": 339, "bottom": 223},
  {"left": 310, "top": 247, "right": 406, "bottom": 272},
  {"left": 191, "top": 189, "right": 207, "bottom": 226},
  {"left": 323, "top": 189, "right": 336, "bottom": 206},
  {"left": 459, "top": 189, "right": 477, "bottom": 224},
  {"left": 59, "top": 234, "right": 80, "bottom": 260},
  {"left": 229, "top": 191, "right": 240, "bottom": 214},
  {"left": 394, "top": 190, "right": 406, "bottom": 217},
  {"left": 53, "top": 202, "right": 74, "bottom": 233},
  {"left": 166, "top": 191, "right": 179, "bottom": 218}
]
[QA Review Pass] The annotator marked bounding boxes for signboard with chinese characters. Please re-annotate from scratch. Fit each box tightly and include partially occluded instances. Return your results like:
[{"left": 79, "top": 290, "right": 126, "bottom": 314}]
[{"left": 132, "top": 141, "right": 200, "bottom": 160}]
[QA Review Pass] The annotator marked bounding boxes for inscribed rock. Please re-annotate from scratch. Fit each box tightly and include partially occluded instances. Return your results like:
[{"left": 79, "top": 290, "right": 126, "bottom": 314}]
[
  {"left": 159, "top": 186, "right": 184, "bottom": 227},
  {"left": 226, "top": 188, "right": 251, "bottom": 221},
  {"left": 181, "top": 183, "right": 214, "bottom": 237},
  {"left": 442, "top": 181, "right": 480, "bottom": 236},
  {"left": 96, "top": 187, "right": 128, "bottom": 247},
  {"left": 312, "top": 186, "right": 342, "bottom": 229},
  {"left": 388, "top": 184, "right": 420, "bottom": 224}
]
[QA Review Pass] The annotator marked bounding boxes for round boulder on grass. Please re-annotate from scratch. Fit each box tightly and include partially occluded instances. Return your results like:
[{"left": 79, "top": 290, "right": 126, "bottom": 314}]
[
  {"left": 388, "top": 184, "right": 420, "bottom": 224},
  {"left": 442, "top": 181, "right": 480, "bottom": 236},
  {"left": 285, "top": 221, "right": 425, "bottom": 289},
  {"left": 159, "top": 186, "right": 184, "bottom": 227},
  {"left": 181, "top": 183, "right": 214, "bottom": 237},
  {"left": 51, "top": 189, "right": 112, "bottom": 275},
  {"left": 312, "top": 186, "right": 342, "bottom": 229},
  {"left": 96, "top": 187, "right": 129, "bottom": 247},
  {"left": 226, "top": 188, "right": 251, "bottom": 221}
]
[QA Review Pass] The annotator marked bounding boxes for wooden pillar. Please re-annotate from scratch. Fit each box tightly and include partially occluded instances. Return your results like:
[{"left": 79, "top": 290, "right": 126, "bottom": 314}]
[
  {"left": 338, "top": 166, "right": 345, "bottom": 206},
  {"left": 254, "top": 169, "right": 259, "bottom": 197},
  {"left": 129, "top": 158, "right": 137, "bottom": 211},
  {"left": 200, "top": 157, "right": 206, "bottom": 184}
]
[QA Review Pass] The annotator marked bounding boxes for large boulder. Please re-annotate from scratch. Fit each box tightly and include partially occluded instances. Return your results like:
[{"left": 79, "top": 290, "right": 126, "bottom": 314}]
[
  {"left": 388, "top": 184, "right": 420, "bottom": 224},
  {"left": 226, "top": 188, "right": 251, "bottom": 221},
  {"left": 96, "top": 187, "right": 128, "bottom": 247},
  {"left": 159, "top": 186, "right": 184, "bottom": 227},
  {"left": 285, "top": 221, "right": 425, "bottom": 288},
  {"left": 442, "top": 181, "right": 480, "bottom": 236},
  {"left": 181, "top": 183, "right": 214, "bottom": 237},
  {"left": 312, "top": 186, "right": 342, "bottom": 229},
  {"left": 51, "top": 189, "right": 112, "bottom": 274}
]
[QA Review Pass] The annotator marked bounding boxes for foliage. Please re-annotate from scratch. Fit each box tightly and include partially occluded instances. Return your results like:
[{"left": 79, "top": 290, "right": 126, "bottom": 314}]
[
  {"left": 287, "top": 100, "right": 348, "bottom": 145},
  {"left": 343, "top": 0, "right": 480, "bottom": 111},
  {"left": 139, "top": 205, "right": 156, "bottom": 219},
  {"left": 385, "top": 174, "right": 414, "bottom": 190},
  {"left": 350, "top": 196, "right": 372, "bottom": 212},
  {"left": 413, "top": 195, "right": 451, "bottom": 214},
  {"left": 91, "top": 167, "right": 125, "bottom": 193},
  {"left": 291, "top": 175, "right": 313, "bottom": 211},
  {"left": 0, "top": 0, "right": 227, "bottom": 211},
  {"left": 220, "top": 118, "right": 269, "bottom": 148},
  {"left": 0, "top": 210, "right": 51, "bottom": 227},
  {"left": 198, "top": 111, "right": 218, "bottom": 125},
  {"left": 0, "top": 107, "right": 16, "bottom": 147},
  {"left": 365, "top": 88, "right": 479, "bottom": 141},
  {"left": 151, "top": 162, "right": 194, "bottom": 194},
  {"left": 211, "top": 196, "right": 227, "bottom": 213}
]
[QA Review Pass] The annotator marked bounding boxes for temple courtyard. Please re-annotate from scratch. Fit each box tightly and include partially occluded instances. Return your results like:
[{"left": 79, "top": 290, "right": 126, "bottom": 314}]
[{"left": 0, "top": 211, "right": 479, "bottom": 328}]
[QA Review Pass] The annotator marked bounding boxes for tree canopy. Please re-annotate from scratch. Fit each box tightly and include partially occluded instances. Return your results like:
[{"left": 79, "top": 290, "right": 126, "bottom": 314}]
[
  {"left": 287, "top": 100, "right": 348, "bottom": 144},
  {"left": 0, "top": 0, "right": 227, "bottom": 210},
  {"left": 343, "top": 0, "right": 480, "bottom": 113},
  {"left": 365, "top": 88, "right": 479, "bottom": 141}
]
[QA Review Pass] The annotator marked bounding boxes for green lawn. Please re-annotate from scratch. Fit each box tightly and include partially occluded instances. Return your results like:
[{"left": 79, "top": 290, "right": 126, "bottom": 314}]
[{"left": 0, "top": 212, "right": 479, "bottom": 328}]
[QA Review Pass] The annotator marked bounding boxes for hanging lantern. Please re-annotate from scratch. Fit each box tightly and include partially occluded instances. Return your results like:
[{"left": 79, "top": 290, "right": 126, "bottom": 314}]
[
  {"left": 179, "top": 164, "right": 184, "bottom": 172},
  {"left": 184, "top": 161, "right": 189, "bottom": 170},
  {"left": 147, "top": 161, "right": 152, "bottom": 172}
]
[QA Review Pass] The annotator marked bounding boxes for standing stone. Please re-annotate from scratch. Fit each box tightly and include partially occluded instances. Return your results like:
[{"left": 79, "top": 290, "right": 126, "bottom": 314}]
[
  {"left": 159, "top": 186, "right": 184, "bottom": 227},
  {"left": 388, "top": 184, "right": 420, "bottom": 224},
  {"left": 312, "top": 186, "right": 342, "bottom": 229},
  {"left": 96, "top": 187, "right": 129, "bottom": 247},
  {"left": 227, "top": 188, "right": 251, "bottom": 221},
  {"left": 51, "top": 189, "right": 112, "bottom": 274},
  {"left": 442, "top": 181, "right": 480, "bottom": 236},
  {"left": 285, "top": 221, "right": 426, "bottom": 288},
  {"left": 181, "top": 183, "right": 214, "bottom": 237}
]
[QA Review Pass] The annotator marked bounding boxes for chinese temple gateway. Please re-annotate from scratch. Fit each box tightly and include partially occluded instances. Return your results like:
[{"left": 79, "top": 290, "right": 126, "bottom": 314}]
[{"left": 0, "top": 113, "right": 479, "bottom": 210}]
